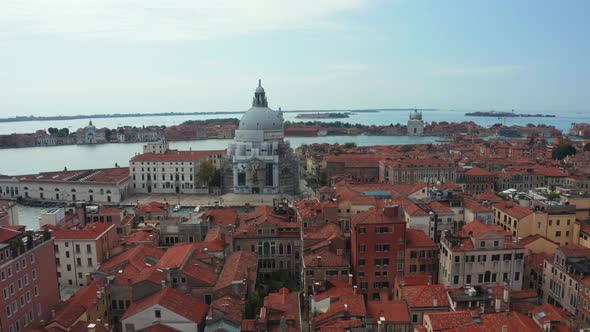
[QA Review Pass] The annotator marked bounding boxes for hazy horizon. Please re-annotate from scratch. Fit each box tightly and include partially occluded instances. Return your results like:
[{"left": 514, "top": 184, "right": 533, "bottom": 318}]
[{"left": 1, "top": 0, "right": 589, "bottom": 116}]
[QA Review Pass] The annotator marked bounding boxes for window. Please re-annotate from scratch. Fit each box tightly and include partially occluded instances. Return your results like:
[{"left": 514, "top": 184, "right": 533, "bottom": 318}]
[
  {"left": 359, "top": 272, "right": 365, "bottom": 278},
  {"left": 66, "top": 265, "right": 71, "bottom": 272},
  {"left": 375, "top": 226, "right": 389, "bottom": 234},
  {"left": 466, "top": 275, "right": 472, "bottom": 284},
  {"left": 359, "top": 227, "right": 366, "bottom": 234},
  {"left": 478, "top": 255, "right": 487, "bottom": 262},
  {"left": 491, "top": 255, "right": 500, "bottom": 262},
  {"left": 375, "top": 244, "right": 382, "bottom": 252},
  {"left": 87, "top": 258, "right": 93, "bottom": 267},
  {"left": 454, "top": 256, "right": 460, "bottom": 263},
  {"left": 383, "top": 244, "right": 390, "bottom": 252},
  {"left": 480, "top": 241, "right": 485, "bottom": 248},
  {"left": 75, "top": 244, "right": 80, "bottom": 253},
  {"left": 515, "top": 253, "right": 523, "bottom": 260},
  {"left": 359, "top": 244, "right": 366, "bottom": 253},
  {"left": 397, "top": 263, "right": 404, "bottom": 271},
  {"left": 493, "top": 240, "right": 499, "bottom": 247},
  {"left": 453, "top": 275, "right": 459, "bottom": 285},
  {"left": 359, "top": 259, "right": 365, "bottom": 267},
  {"left": 76, "top": 258, "right": 82, "bottom": 267},
  {"left": 515, "top": 272, "right": 520, "bottom": 281},
  {"left": 556, "top": 231, "right": 562, "bottom": 237},
  {"left": 503, "top": 254, "right": 512, "bottom": 261},
  {"left": 155, "top": 309, "right": 161, "bottom": 319}
]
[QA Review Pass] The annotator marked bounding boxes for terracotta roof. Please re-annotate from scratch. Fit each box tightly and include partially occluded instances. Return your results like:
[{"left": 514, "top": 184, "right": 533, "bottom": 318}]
[
  {"left": 405, "top": 229, "right": 436, "bottom": 248},
  {"left": 558, "top": 244, "right": 590, "bottom": 258},
  {"left": 542, "top": 167, "right": 567, "bottom": 177},
  {"left": 464, "top": 166, "right": 493, "bottom": 176},
  {"left": 130, "top": 149, "right": 225, "bottom": 162},
  {"left": 263, "top": 288, "right": 301, "bottom": 331},
  {"left": 51, "top": 281, "right": 107, "bottom": 328},
  {"left": 366, "top": 298, "right": 410, "bottom": 323},
  {"left": 304, "top": 248, "right": 349, "bottom": 268},
  {"left": 51, "top": 223, "right": 113, "bottom": 240},
  {"left": 463, "top": 197, "right": 492, "bottom": 213},
  {"left": 211, "top": 295, "right": 244, "bottom": 324},
  {"left": 351, "top": 208, "right": 404, "bottom": 226},
  {"left": 425, "top": 311, "right": 473, "bottom": 331},
  {"left": 18, "top": 167, "right": 129, "bottom": 184},
  {"left": 390, "top": 197, "right": 429, "bottom": 217},
  {"left": 492, "top": 201, "right": 533, "bottom": 219},
  {"left": 213, "top": 251, "right": 257, "bottom": 292},
  {"left": 428, "top": 200, "right": 454, "bottom": 214},
  {"left": 202, "top": 208, "right": 239, "bottom": 227},
  {"left": 480, "top": 311, "right": 541, "bottom": 331},
  {"left": 403, "top": 284, "right": 449, "bottom": 308},
  {"left": 156, "top": 243, "right": 196, "bottom": 270},
  {"left": 0, "top": 226, "right": 21, "bottom": 243},
  {"left": 122, "top": 287, "right": 208, "bottom": 324},
  {"left": 519, "top": 234, "right": 557, "bottom": 247},
  {"left": 475, "top": 190, "right": 503, "bottom": 203},
  {"left": 137, "top": 201, "right": 169, "bottom": 215},
  {"left": 459, "top": 220, "right": 511, "bottom": 239}
]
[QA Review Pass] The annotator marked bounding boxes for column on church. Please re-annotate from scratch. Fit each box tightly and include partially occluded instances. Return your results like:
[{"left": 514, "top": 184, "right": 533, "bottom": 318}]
[{"left": 273, "top": 163, "right": 279, "bottom": 189}]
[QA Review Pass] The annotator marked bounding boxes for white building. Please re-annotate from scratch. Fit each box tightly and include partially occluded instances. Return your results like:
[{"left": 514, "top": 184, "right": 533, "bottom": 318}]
[
  {"left": 407, "top": 109, "right": 424, "bottom": 136},
  {"left": 439, "top": 220, "right": 525, "bottom": 291},
  {"left": 223, "top": 80, "right": 299, "bottom": 194},
  {"left": 121, "top": 287, "right": 208, "bottom": 332},
  {"left": 130, "top": 140, "right": 224, "bottom": 194},
  {"left": 76, "top": 120, "right": 107, "bottom": 144}
]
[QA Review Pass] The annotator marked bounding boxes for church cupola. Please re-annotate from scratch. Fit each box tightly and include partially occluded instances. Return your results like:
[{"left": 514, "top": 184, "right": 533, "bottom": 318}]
[{"left": 252, "top": 79, "right": 268, "bottom": 107}]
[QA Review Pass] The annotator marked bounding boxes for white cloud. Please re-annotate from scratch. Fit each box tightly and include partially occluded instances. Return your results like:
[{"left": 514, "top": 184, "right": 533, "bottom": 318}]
[
  {"left": 0, "top": 0, "right": 365, "bottom": 41},
  {"left": 432, "top": 64, "right": 527, "bottom": 76}
]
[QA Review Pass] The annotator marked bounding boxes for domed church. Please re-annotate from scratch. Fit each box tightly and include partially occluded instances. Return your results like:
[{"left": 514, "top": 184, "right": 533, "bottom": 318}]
[{"left": 223, "top": 80, "right": 299, "bottom": 194}]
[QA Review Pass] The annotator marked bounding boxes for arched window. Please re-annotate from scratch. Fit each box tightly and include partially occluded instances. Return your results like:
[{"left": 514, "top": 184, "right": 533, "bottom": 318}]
[
  {"left": 236, "top": 245, "right": 241, "bottom": 251},
  {"left": 106, "top": 190, "right": 111, "bottom": 194},
  {"left": 484, "top": 271, "right": 491, "bottom": 283},
  {"left": 71, "top": 188, "right": 76, "bottom": 192},
  {"left": 287, "top": 243, "right": 292, "bottom": 255},
  {"left": 295, "top": 251, "right": 300, "bottom": 260},
  {"left": 39, "top": 187, "right": 44, "bottom": 191},
  {"left": 279, "top": 243, "right": 284, "bottom": 255},
  {"left": 263, "top": 242, "right": 270, "bottom": 256},
  {"left": 251, "top": 245, "right": 255, "bottom": 252},
  {"left": 54, "top": 188, "right": 59, "bottom": 192},
  {"left": 88, "top": 189, "right": 94, "bottom": 193}
]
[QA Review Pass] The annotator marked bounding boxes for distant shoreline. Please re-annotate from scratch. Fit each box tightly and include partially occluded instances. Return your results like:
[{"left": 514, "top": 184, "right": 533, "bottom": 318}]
[
  {"left": 0, "top": 108, "right": 439, "bottom": 123},
  {"left": 465, "top": 111, "right": 556, "bottom": 118}
]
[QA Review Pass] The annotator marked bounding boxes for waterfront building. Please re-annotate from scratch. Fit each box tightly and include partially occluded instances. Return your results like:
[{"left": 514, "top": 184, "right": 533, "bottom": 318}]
[
  {"left": 460, "top": 166, "right": 495, "bottom": 194},
  {"left": 0, "top": 168, "right": 131, "bottom": 204},
  {"left": 130, "top": 140, "right": 224, "bottom": 194},
  {"left": 222, "top": 80, "right": 299, "bottom": 195},
  {"left": 438, "top": 220, "right": 525, "bottom": 291},
  {"left": 76, "top": 121, "right": 107, "bottom": 144},
  {"left": 407, "top": 110, "right": 424, "bottom": 136},
  {"left": 0, "top": 227, "right": 60, "bottom": 332}
]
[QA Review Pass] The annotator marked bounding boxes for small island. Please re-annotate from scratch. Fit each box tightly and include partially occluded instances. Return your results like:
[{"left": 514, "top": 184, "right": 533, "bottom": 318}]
[
  {"left": 296, "top": 112, "right": 350, "bottom": 119},
  {"left": 465, "top": 110, "right": 555, "bottom": 118}
]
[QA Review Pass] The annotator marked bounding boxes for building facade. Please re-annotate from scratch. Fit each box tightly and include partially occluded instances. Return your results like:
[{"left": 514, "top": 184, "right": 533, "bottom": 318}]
[
  {"left": 223, "top": 81, "right": 299, "bottom": 195},
  {"left": 130, "top": 140, "right": 224, "bottom": 195},
  {"left": 0, "top": 227, "right": 60, "bottom": 332},
  {"left": 439, "top": 220, "right": 525, "bottom": 291},
  {"left": 407, "top": 110, "right": 424, "bottom": 136}
]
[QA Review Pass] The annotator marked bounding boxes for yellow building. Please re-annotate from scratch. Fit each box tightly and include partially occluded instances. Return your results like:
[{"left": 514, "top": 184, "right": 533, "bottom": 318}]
[
  {"left": 493, "top": 201, "right": 578, "bottom": 246},
  {"left": 561, "top": 194, "right": 590, "bottom": 221}
]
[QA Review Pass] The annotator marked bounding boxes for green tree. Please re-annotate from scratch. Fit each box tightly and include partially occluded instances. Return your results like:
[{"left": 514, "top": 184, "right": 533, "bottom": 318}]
[
  {"left": 104, "top": 129, "right": 112, "bottom": 141},
  {"left": 199, "top": 159, "right": 216, "bottom": 184},
  {"left": 208, "top": 169, "right": 222, "bottom": 187},
  {"left": 401, "top": 145, "right": 414, "bottom": 153},
  {"left": 57, "top": 128, "right": 69, "bottom": 137},
  {"left": 584, "top": 143, "right": 590, "bottom": 152},
  {"left": 47, "top": 127, "right": 58, "bottom": 135},
  {"left": 552, "top": 143, "right": 577, "bottom": 160},
  {"left": 342, "top": 142, "right": 357, "bottom": 149}
]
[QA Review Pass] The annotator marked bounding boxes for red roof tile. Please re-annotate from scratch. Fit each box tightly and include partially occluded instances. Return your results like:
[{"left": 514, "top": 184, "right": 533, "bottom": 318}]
[
  {"left": 492, "top": 201, "right": 533, "bottom": 219},
  {"left": 459, "top": 220, "right": 511, "bottom": 239},
  {"left": 402, "top": 284, "right": 449, "bottom": 308},
  {"left": 0, "top": 226, "right": 21, "bottom": 243},
  {"left": 121, "top": 287, "right": 208, "bottom": 324},
  {"left": 130, "top": 150, "right": 225, "bottom": 162},
  {"left": 51, "top": 223, "right": 114, "bottom": 240},
  {"left": 464, "top": 166, "right": 493, "bottom": 176},
  {"left": 213, "top": 251, "right": 257, "bottom": 292},
  {"left": 405, "top": 229, "right": 436, "bottom": 249},
  {"left": 366, "top": 298, "right": 410, "bottom": 323},
  {"left": 425, "top": 311, "right": 473, "bottom": 330}
]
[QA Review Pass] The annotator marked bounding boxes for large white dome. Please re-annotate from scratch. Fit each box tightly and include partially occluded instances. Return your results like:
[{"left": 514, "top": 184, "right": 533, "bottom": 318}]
[
  {"left": 239, "top": 106, "right": 283, "bottom": 131},
  {"left": 238, "top": 80, "right": 283, "bottom": 131}
]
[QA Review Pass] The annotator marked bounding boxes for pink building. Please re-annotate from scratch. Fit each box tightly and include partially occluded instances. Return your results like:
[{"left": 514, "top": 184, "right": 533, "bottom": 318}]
[{"left": 0, "top": 227, "right": 60, "bottom": 331}]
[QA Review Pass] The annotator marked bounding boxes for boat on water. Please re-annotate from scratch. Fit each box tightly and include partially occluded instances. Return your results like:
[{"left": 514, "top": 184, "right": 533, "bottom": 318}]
[
  {"left": 172, "top": 204, "right": 181, "bottom": 212},
  {"left": 194, "top": 206, "right": 201, "bottom": 213}
]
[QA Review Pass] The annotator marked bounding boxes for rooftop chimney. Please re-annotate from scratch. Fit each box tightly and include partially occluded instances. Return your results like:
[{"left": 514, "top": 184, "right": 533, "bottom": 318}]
[
  {"left": 161, "top": 280, "right": 166, "bottom": 289},
  {"left": 353, "top": 285, "right": 357, "bottom": 295},
  {"left": 87, "top": 323, "right": 96, "bottom": 332},
  {"left": 348, "top": 274, "right": 353, "bottom": 286},
  {"left": 433, "top": 298, "right": 438, "bottom": 307},
  {"left": 503, "top": 285, "right": 510, "bottom": 303},
  {"left": 494, "top": 298, "right": 502, "bottom": 313},
  {"left": 317, "top": 256, "right": 322, "bottom": 266}
]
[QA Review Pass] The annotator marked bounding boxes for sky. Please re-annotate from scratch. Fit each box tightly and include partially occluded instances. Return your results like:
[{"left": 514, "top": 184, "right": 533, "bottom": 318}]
[{"left": 0, "top": 0, "right": 589, "bottom": 116}]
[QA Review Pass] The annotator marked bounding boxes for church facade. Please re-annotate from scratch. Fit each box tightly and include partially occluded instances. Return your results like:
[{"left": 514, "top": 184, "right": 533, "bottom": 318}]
[
  {"left": 223, "top": 81, "right": 299, "bottom": 195},
  {"left": 407, "top": 109, "right": 424, "bottom": 136}
]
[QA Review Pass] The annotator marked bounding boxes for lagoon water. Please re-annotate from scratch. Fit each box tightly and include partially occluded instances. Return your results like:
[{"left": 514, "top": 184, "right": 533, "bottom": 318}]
[{"left": 1, "top": 109, "right": 587, "bottom": 176}]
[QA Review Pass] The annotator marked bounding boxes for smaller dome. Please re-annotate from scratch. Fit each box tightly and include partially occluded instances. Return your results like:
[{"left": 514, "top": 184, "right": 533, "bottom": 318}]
[
  {"left": 410, "top": 110, "right": 422, "bottom": 120},
  {"left": 256, "top": 85, "right": 265, "bottom": 93}
]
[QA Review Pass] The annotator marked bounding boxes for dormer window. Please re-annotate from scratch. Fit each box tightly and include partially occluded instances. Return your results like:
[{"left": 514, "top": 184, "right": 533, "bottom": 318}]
[{"left": 480, "top": 241, "right": 485, "bottom": 248}]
